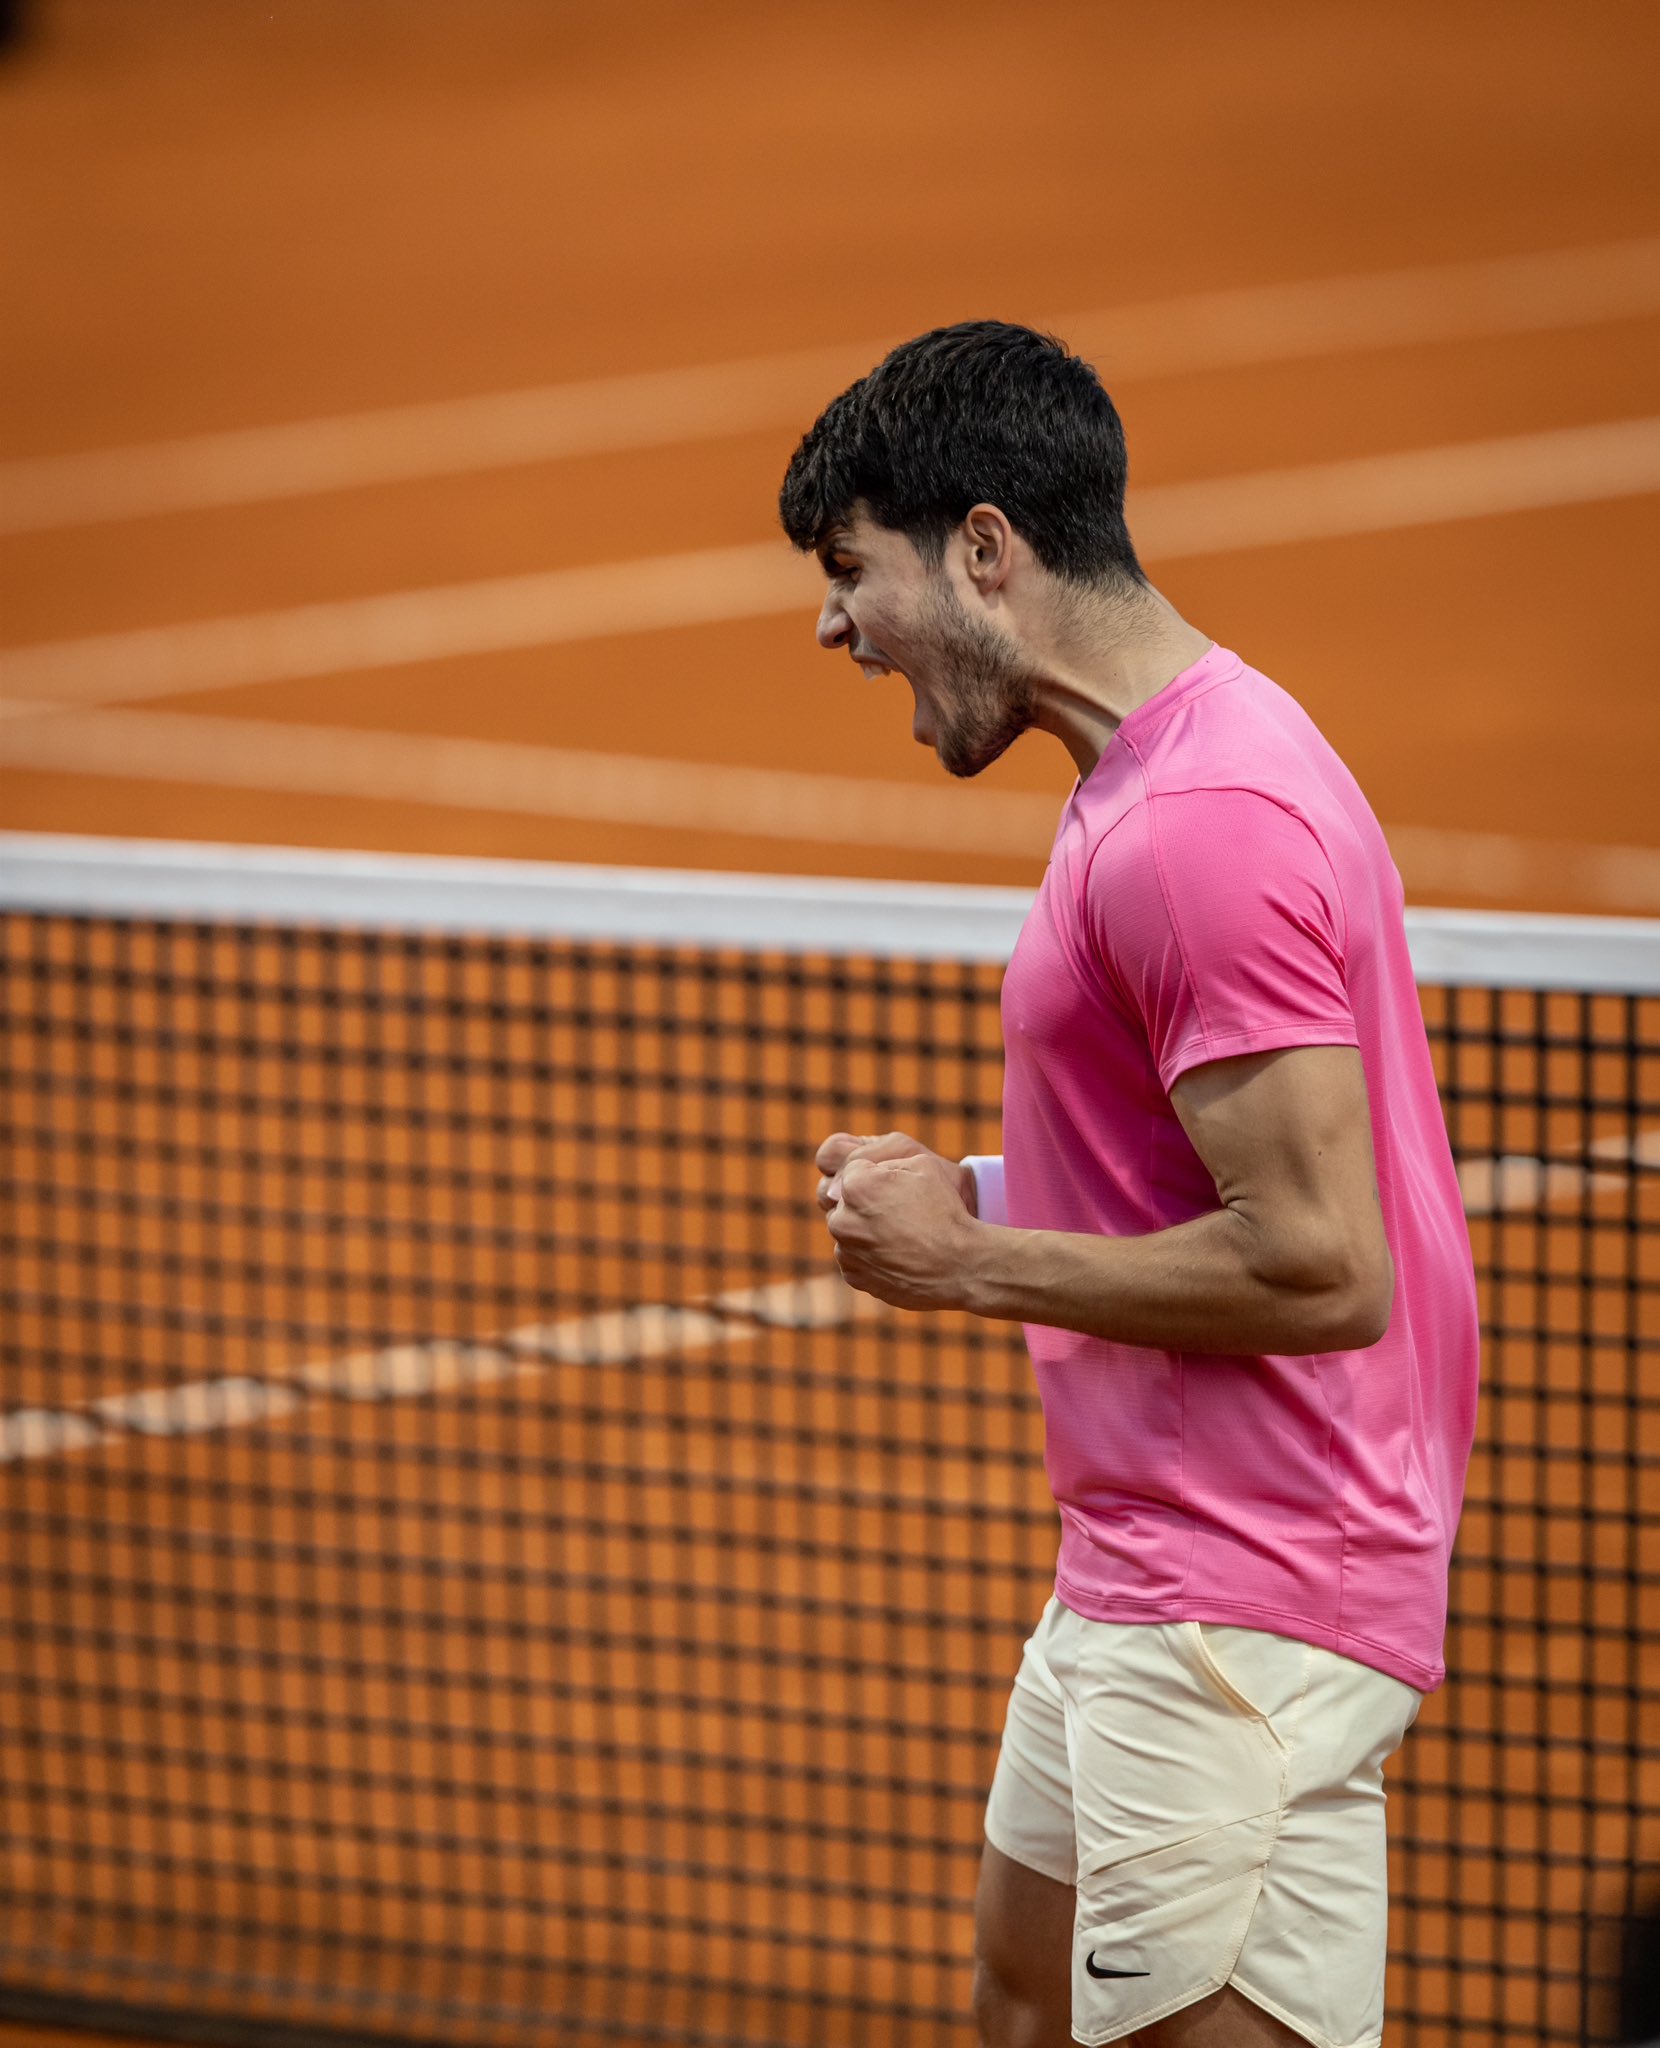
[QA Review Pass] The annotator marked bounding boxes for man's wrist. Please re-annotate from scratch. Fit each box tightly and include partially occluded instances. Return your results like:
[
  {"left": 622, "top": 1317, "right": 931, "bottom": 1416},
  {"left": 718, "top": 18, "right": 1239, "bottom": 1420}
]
[{"left": 954, "top": 1219, "right": 1031, "bottom": 1321}]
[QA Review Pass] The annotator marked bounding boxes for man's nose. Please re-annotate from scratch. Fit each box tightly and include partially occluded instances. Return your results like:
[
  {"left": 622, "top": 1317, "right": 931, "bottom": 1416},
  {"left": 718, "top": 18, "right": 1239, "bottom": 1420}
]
[{"left": 816, "top": 592, "right": 852, "bottom": 651}]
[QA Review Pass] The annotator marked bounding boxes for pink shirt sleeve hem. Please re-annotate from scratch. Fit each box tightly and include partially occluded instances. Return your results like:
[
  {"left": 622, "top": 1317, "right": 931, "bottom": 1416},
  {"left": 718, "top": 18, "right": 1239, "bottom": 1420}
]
[{"left": 1157, "top": 1018, "right": 1361, "bottom": 1093}]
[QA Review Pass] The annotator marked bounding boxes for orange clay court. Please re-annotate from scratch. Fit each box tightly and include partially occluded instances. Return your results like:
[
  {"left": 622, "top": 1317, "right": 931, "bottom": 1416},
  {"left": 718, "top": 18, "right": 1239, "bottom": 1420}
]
[
  {"left": 0, "top": 6, "right": 1658, "bottom": 2048},
  {"left": 1, "top": 3, "right": 1659, "bottom": 906}
]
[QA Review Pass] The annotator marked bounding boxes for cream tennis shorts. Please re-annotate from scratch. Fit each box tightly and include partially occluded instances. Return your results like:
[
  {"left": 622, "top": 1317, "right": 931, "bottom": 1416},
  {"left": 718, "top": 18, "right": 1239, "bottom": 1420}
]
[{"left": 983, "top": 1597, "right": 1422, "bottom": 2048}]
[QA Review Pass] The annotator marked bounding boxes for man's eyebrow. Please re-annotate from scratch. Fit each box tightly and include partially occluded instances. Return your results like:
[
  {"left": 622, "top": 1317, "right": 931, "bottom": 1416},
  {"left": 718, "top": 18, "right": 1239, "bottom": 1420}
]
[{"left": 816, "top": 531, "right": 853, "bottom": 573}]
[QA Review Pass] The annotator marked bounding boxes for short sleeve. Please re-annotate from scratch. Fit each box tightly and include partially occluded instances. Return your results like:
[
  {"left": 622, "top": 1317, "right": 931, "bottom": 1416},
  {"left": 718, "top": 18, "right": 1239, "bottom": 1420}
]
[{"left": 1086, "top": 789, "right": 1358, "bottom": 1092}]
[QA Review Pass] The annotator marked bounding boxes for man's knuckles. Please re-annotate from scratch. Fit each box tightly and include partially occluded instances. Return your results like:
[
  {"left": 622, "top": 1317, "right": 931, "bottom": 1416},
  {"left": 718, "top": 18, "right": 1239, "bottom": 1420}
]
[
  {"left": 815, "top": 1131, "right": 865, "bottom": 1174},
  {"left": 816, "top": 1129, "right": 927, "bottom": 1172}
]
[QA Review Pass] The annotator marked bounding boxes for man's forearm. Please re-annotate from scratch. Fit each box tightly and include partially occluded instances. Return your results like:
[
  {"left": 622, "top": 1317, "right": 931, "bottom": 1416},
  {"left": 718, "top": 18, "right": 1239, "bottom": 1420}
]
[{"left": 958, "top": 1208, "right": 1390, "bottom": 1356}]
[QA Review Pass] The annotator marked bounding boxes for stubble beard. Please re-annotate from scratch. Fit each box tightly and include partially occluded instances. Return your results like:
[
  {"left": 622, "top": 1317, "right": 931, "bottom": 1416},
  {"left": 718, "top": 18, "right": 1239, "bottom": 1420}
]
[{"left": 920, "top": 583, "right": 1039, "bottom": 780}]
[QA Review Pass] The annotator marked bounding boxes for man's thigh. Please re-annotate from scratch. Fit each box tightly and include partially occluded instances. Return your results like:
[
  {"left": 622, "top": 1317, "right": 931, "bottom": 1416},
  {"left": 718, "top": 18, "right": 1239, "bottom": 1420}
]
[
  {"left": 980, "top": 1601, "right": 1418, "bottom": 2047},
  {"left": 973, "top": 1839, "right": 1074, "bottom": 2039},
  {"left": 972, "top": 1846, "right": 1321, "bottom": 2048},
  {"left": 1131, "top": 1985, "right": 1308, "bottom": 2046},
  {"left": 1063, "top": 1618, "right": 1294, "bottom": 2044}
]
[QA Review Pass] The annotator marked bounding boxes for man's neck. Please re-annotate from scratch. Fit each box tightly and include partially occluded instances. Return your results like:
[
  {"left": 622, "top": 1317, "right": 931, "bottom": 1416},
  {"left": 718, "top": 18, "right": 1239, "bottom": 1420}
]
[{"left": 1030, "top": 584, "right": 1214, "bottom": 779}]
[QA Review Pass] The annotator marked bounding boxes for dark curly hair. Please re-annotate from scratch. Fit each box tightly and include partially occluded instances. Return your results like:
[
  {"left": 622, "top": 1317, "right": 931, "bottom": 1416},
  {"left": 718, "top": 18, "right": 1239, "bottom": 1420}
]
[{"left": 778, "top": 319, "right": 1143, "bottom": 589}]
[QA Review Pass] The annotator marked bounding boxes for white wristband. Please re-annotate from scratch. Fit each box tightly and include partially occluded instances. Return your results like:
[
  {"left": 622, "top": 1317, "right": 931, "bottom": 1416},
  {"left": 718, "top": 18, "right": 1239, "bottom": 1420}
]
[{"left": 960, "top": 1154, "right": 1007, "bottom": 1227}]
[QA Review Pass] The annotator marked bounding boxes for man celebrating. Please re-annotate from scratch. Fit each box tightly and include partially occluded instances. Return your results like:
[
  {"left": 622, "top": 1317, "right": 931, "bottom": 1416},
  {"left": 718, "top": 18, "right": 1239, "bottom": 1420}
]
[{"left": 779, "top": 323, "right": 1479, "bottom": 2048}]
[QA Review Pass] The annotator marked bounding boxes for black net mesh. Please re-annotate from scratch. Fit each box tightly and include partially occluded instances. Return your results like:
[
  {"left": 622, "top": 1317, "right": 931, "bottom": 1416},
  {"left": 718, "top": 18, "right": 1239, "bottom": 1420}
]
[{"left": 0, "top": 908, "right": 1655, "bottom": 2047}]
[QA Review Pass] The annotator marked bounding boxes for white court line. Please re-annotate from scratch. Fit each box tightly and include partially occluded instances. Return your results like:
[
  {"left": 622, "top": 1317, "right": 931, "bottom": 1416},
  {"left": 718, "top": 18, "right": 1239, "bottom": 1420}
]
[
  {"left": 2, "top": 237, "right": 1657, "bottom": 534},
  {"left": 4, "top": 704, "right": 1660, "bottom": 908},
  {"left": 4, "top": 1124, "right": 1652, "bottom": 1470},
  {"left": 1457, "top": 1130, "right": 1659, "bottom": 1217},
  {"left": 0, "top": 541, "right": 816, "bottom": 711},
  {"left": 3, "top": 415, "right": 1659, "bottom": 717},
  {"left": 1386, "top": 828, "right": 1660, "bottom": 913},
  {"left": 1131, "top": 415, "right": 1660, "bottom": 556},
  {"left": 0, "top": 704, "right": 1063, "bottom": 855},
  {"left": 0, "top": 1272, "right": 877, "bottom": 1467}
]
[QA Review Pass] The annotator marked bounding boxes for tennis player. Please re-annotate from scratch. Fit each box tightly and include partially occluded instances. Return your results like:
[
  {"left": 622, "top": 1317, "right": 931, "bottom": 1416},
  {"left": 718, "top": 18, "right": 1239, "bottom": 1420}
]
[{"left": 779, "top": 323, "right": 1479, "bottom": 2048}]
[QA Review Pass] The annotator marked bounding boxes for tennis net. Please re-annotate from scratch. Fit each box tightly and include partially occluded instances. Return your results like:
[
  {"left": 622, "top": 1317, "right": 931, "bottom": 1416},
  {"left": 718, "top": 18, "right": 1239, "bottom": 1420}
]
[{"left": 0, "top": 832, "right": 1655, "bottom": 2048}]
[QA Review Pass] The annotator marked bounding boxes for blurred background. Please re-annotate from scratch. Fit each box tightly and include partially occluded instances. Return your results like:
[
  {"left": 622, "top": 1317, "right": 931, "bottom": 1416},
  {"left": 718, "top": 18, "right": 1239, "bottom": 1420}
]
[{"left": 3, "top": 0, "right": 1658, "bottom": 906}]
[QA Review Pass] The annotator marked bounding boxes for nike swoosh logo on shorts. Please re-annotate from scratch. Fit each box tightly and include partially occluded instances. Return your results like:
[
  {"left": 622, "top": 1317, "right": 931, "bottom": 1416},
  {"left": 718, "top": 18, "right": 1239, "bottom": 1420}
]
[{"left": 1085, "top": 1954, "right": 1150, "bottom": 1979}]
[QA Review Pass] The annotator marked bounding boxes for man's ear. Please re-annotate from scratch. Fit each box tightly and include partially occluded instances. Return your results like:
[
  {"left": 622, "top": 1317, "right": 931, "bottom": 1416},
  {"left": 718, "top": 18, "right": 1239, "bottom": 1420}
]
[{"left": 960, "top": 503, "right": 1016, "bottom": 595}]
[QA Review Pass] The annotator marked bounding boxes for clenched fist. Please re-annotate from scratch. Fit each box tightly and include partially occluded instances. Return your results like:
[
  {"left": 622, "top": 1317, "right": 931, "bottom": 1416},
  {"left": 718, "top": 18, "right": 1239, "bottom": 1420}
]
[{"left": 813, "top": 1130, "right": 981, "bottom": 1310}]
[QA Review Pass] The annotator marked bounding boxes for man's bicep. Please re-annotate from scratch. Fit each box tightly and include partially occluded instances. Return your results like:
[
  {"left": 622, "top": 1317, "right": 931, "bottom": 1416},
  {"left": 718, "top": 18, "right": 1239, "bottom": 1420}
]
[{"left": 1170, "top": 1045, "right": 1392, "bottom": 1307}]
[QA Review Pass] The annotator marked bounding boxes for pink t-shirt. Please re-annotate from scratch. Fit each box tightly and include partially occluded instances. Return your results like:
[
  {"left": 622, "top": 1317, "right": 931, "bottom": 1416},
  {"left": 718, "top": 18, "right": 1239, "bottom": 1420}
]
[{"left": 993, "top": 643, "right": 1478, "bottom": 1692}]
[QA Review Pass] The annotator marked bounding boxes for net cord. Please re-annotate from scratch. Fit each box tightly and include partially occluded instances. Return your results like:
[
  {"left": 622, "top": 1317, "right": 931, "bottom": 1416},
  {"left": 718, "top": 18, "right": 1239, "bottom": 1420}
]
[{"left": 3, "top": 832, "right": 1658, "bottom": 989}]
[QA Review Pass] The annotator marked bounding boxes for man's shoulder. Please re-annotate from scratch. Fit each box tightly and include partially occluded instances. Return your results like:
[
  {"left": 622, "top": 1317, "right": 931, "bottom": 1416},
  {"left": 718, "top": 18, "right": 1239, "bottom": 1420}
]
[
  {"left": 1076, "top": 778, "right": 1325, "bottom": 876},
  {"left": 1097, "top": 669, "right": 1370, "bottom": 869},
  {"left": 1062, "top": 783, "right": 1349, "bottom": 975}
]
